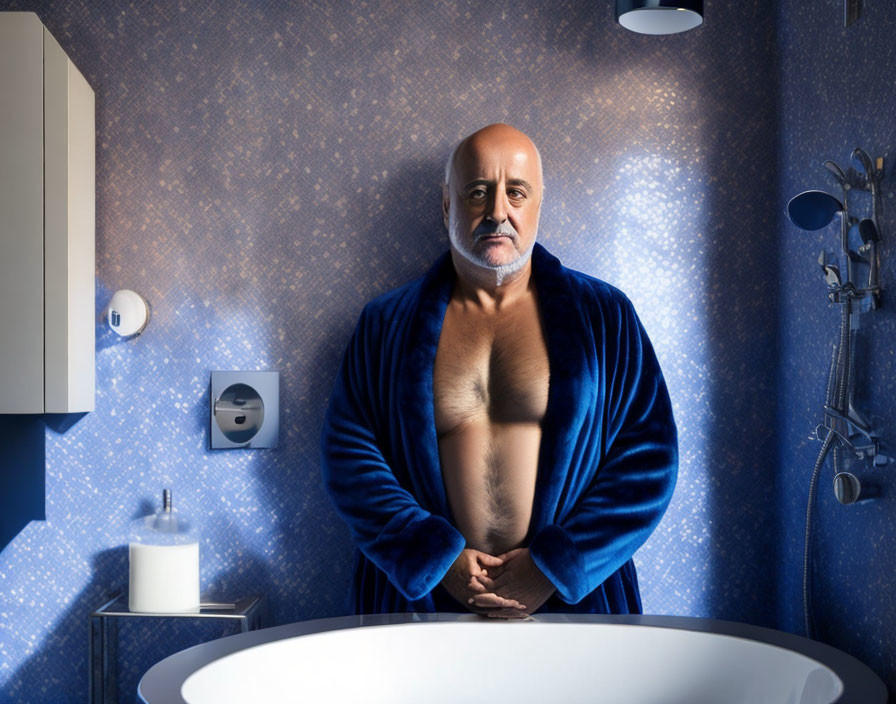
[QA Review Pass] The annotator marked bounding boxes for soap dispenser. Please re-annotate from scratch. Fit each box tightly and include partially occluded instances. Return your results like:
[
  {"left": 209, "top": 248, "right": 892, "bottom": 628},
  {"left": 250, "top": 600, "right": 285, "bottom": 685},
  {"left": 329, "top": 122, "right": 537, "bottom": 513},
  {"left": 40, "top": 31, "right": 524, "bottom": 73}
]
[{"left": 128, "top": 489, "right": 200, "bottom": 613}]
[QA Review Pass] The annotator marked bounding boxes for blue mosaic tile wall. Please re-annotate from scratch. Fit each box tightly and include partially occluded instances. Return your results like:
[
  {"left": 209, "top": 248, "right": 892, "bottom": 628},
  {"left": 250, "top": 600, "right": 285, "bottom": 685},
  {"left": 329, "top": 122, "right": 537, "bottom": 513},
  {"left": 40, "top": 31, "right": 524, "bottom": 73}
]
[
  {"left": 776, "top": 0, "right": 896, "bottom": 697},
  {"left": 0, "top": 1, "right": 782, "bottom": 701}
]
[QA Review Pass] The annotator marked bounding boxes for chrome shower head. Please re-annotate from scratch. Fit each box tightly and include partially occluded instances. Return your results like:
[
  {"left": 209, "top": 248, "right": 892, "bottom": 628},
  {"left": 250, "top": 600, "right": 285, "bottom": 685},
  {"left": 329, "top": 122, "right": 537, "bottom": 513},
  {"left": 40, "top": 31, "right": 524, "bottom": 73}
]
[{"left": 787, "top": 190, "right": 843, "bottom": 231}]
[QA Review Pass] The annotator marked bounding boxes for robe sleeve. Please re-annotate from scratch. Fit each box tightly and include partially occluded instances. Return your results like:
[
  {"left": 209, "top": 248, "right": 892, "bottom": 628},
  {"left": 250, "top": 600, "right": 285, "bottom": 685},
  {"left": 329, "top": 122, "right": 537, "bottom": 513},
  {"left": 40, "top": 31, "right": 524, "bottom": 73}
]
[
  {"left": 528, "top": 295, "right": 678, "bottom": 604},
  {"left": 320, "top": 304, "right": 466, "bottom": 602}
]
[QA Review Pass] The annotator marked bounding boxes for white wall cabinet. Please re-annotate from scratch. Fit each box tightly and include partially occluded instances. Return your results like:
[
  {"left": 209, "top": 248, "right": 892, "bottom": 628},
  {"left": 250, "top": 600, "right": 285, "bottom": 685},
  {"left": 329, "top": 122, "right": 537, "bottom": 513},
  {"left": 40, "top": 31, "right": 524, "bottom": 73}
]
[{"left": 0, "top": 12, "right": 95, "bottom": 413}]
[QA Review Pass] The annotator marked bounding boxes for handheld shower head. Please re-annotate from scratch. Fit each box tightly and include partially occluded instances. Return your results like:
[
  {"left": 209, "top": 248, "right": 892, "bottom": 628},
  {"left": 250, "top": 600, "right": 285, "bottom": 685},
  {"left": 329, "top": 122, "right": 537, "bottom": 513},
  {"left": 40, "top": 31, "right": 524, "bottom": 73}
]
[{"left": 787, "top": 190, "right": 843, "bottom": 231}]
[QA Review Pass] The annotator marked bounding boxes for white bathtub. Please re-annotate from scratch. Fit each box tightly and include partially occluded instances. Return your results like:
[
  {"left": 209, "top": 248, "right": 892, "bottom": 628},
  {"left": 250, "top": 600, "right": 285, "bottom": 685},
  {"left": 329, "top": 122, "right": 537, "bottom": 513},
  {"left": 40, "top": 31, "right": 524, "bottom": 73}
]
[{"left": 138, "top": 613, "right": 887, "bottom": 704}]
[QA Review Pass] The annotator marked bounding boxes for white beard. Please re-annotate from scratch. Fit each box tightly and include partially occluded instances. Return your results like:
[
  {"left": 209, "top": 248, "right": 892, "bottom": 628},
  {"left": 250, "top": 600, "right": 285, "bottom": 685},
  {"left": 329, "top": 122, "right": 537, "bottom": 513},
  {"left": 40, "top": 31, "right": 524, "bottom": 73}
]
[{"left": 447, "top": 215, "right": 537, "bottom": 287}]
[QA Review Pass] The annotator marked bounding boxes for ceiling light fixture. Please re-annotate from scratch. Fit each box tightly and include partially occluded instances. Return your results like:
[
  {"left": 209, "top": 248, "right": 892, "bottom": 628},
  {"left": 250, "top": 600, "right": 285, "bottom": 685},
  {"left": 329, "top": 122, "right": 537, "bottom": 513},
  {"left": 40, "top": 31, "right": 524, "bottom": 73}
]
[{"left": 616, "top": 0, "right": 704, "bottom": 35}]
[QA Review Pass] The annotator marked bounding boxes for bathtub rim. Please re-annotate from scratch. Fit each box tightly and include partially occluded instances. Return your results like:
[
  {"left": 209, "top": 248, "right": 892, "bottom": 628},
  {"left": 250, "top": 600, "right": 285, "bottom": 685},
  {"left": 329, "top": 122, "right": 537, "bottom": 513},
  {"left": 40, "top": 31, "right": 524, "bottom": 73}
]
[{"left": 137, "top": 612, "right": 887, "bottom": 704}]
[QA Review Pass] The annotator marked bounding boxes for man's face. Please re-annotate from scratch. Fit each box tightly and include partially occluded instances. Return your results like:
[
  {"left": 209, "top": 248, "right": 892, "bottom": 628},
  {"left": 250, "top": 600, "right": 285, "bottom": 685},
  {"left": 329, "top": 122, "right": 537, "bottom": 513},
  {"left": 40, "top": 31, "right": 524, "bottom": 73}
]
[{"left": 443, "top": 127, "right": 543, "bottom": 273}]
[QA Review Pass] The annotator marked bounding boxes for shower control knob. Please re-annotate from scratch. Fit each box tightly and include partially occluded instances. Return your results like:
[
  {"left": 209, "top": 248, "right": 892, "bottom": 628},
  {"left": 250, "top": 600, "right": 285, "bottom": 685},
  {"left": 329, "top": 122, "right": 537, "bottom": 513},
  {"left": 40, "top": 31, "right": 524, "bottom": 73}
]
[{"left": 833, "top": 472, "right": 861, "bottom": 505}]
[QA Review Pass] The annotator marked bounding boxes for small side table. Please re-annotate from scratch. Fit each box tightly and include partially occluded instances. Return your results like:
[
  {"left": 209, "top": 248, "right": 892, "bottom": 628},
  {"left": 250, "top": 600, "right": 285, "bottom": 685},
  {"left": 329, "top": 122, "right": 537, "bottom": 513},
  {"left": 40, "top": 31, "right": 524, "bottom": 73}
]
[{"left": 89, "top": 594, "right": 265, "bottom": 704}]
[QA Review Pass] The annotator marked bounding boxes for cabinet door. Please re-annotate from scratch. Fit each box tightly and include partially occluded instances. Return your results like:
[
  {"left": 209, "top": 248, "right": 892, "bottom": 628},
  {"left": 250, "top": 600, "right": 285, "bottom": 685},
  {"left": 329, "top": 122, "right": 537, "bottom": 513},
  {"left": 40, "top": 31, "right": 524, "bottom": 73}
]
[
  {"left": 44, "top": 27, "right": 95, "bottom": 413},
  {"left": 0, "top": 13, "right": 44, "bottom": 413}
]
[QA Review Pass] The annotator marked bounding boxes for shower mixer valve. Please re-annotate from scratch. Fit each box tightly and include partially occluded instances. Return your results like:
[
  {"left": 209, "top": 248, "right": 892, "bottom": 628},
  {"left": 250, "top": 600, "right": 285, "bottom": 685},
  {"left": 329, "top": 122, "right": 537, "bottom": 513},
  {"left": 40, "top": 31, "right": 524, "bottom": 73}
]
[{"left": 788, "top": 147, "right": 888, "bottom": 505}]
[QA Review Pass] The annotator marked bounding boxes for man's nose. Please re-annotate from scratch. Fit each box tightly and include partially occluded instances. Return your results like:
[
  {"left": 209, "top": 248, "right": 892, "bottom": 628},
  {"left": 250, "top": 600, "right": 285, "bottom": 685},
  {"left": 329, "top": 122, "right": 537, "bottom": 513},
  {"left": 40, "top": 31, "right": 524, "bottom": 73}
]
[{"left": 486, "top": 189, "right": 509, "bottom": 224}]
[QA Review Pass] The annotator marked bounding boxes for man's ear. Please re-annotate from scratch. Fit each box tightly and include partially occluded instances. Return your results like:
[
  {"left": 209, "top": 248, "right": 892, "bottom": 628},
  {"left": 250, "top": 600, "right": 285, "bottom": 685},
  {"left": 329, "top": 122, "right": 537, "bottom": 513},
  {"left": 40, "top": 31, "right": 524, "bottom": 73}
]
[{"left": 442, "top": 184, "right": 450, "bottom": 230}]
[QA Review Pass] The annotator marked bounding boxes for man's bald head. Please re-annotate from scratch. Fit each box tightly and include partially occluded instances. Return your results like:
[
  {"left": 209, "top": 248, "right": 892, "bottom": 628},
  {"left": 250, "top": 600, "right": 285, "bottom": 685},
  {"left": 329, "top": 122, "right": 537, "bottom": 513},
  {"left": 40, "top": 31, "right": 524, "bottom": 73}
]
[{"left": 444, "top": 124, "right": 543, "bottom": 189}]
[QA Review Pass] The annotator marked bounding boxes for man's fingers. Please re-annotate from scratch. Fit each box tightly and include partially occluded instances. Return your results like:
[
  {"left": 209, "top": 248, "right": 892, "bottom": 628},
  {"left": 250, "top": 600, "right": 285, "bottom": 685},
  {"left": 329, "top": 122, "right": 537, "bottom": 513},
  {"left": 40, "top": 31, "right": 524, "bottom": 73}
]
[
  {"left": 495, "top": 548, "right": 525, "bottom": 562},
  {"left": 480, "top": 564, "right": 507, "bottom": 580},
  {"left": 468, "top": 577, "right": 488, "bottom": 593},
  {"left": 468, "top": 593, "right": 525, "bottom": 610},
  {"left": 476, "top": 552, "right": 504, "bottom": 567},
  {"left": 487, "top": 609, "right": 530, "bottom": 619},
  {"left": 472, "top": 574, "right": 495, "bottom": 589}
]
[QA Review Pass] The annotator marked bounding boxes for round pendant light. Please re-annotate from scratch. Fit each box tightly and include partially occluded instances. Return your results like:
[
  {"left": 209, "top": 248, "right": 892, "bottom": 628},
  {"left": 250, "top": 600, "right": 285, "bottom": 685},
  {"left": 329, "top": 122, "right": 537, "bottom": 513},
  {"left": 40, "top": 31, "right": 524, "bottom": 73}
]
[{"left": 616, "top": 0, "right": 704, "bottom": 35}]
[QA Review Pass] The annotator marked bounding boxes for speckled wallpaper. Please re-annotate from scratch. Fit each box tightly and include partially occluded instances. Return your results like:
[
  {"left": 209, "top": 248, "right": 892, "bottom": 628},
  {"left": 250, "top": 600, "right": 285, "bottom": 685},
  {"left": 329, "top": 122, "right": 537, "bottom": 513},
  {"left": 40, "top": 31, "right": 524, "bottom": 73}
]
[
  {"left": 0, "top": 1, "right": 786, "bottom": 702},
  {"left": 776, "top": 0, "right": 896, "bottom": 698}
]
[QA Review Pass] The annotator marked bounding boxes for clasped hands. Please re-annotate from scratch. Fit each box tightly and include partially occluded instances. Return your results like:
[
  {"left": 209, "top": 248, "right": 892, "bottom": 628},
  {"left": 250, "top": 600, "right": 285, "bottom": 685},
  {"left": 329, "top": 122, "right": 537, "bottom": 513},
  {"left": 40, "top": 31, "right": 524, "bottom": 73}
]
[{"left": 440, "top": 547, "right": 555, "bottom": 619}]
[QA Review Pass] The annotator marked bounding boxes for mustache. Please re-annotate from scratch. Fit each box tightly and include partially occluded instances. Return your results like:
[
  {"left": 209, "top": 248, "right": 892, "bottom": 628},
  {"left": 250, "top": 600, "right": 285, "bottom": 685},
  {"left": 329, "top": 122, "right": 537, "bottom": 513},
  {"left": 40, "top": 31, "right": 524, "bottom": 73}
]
[{"left": 473, "top": 222, "right": 519, "bottom": 240}]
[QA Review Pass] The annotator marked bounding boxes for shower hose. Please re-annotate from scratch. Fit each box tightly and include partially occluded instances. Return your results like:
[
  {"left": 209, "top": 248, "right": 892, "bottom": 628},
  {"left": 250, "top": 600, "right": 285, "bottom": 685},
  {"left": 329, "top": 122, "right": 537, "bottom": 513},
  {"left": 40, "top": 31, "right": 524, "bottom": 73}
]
[{"left": 803, "top": 297, "right": 851, "bottom": 639}]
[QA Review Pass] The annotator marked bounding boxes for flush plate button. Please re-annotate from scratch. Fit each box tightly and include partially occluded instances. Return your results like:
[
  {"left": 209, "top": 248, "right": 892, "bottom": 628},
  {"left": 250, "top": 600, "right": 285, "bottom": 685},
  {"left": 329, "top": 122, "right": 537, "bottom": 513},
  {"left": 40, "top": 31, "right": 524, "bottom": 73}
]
[
  {"left": 210, "top": 371, "right": 279, "bottom": 449},
  {"left": 215, "top": 383, "right": 264, "bottom": 443}
]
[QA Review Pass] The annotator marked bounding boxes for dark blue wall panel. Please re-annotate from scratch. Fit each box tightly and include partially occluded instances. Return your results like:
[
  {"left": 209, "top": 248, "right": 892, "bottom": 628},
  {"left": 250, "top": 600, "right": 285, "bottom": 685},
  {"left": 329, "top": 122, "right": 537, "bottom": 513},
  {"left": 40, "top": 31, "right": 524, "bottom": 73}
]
[{"left": 776, "top": 0, "right": 896, "bottom": 697}]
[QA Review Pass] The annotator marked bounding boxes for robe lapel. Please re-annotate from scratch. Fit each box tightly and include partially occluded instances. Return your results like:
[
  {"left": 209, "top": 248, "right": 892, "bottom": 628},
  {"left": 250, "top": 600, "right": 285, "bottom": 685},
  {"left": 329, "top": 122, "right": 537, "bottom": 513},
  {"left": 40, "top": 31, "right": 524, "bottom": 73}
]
[
  {"left": 401, "top": 252, "right": 455, "bottom": 517},
  {"left": 526, "top": 243, "right": 589, "bottom": 538}
]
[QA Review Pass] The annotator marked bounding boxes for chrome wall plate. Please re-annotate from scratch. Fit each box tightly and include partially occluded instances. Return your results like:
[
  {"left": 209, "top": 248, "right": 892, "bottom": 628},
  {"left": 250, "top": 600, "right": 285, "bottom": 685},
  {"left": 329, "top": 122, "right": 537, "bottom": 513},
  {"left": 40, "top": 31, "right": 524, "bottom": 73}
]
[{"left": 209, "top": 371, "right": 279, "bottom": 449}]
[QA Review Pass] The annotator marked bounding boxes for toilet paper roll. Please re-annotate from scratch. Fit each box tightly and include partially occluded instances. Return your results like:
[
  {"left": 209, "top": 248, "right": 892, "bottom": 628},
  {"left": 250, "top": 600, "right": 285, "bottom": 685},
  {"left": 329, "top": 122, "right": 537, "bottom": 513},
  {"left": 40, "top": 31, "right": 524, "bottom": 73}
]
[{"left": 129, "top": 541, "right": 200, "bottom": 613}]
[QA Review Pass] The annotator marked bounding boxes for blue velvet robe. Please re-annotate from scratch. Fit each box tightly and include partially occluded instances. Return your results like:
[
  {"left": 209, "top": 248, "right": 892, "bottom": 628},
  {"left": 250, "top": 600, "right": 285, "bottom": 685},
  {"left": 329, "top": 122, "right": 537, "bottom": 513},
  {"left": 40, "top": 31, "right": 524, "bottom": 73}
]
[{"left": 321, "top": 243, "right": 678, "bottom": 615}]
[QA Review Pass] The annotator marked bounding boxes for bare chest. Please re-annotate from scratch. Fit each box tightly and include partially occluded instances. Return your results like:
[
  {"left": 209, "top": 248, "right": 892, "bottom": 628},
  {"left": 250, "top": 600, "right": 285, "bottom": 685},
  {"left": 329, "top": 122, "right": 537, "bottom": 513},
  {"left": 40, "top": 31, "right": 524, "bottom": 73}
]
[{"left": 433, "top": 294, "right": 550, "bottom": 435}]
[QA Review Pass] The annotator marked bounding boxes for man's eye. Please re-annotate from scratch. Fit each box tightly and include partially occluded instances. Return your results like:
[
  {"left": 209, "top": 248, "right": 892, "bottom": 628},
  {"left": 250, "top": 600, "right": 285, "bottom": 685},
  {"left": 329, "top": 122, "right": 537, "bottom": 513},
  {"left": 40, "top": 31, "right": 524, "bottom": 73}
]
[
  {"left": 508, "top": 189, "right": 526, "bottom": 199},
  {"left": 469, "top": 189, "right": 487, "bottom": 200}
]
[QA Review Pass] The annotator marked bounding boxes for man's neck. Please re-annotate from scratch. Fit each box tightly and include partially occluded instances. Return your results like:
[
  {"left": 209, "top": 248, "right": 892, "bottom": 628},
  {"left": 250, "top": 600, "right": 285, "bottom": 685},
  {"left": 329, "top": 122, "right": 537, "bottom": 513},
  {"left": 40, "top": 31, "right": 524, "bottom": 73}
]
[{"left": 449, "top": 249, "right": 534, "bottom": 311}]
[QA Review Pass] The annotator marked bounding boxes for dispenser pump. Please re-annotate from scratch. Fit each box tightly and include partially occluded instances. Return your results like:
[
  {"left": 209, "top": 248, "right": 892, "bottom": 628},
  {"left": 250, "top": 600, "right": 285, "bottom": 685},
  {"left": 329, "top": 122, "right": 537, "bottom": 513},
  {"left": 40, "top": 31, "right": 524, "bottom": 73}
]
[{"left": 143, "top": 488, "right": 191, "bottom": 538}]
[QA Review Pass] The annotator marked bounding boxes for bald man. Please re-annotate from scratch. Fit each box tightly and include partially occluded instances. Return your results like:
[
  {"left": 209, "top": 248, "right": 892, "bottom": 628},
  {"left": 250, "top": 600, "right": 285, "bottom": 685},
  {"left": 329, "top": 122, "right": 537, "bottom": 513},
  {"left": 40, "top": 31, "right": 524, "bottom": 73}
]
[{"left": 322, "top": 124, "right": 677, "bottom": 618}]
